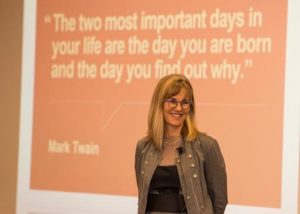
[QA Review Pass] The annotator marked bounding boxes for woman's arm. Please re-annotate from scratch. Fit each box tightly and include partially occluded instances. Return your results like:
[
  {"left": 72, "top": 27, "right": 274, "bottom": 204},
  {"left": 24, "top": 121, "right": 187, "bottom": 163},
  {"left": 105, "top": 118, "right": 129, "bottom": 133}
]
[{"left": 203, "top": 138, "right": 228, "bottom": 214}]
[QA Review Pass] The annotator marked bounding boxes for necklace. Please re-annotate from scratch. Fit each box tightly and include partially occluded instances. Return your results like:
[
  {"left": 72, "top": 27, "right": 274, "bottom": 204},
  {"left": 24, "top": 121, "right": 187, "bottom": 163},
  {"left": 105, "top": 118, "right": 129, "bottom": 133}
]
[{"left": 163, "top": 136, "right": 181, "bottom": 147}]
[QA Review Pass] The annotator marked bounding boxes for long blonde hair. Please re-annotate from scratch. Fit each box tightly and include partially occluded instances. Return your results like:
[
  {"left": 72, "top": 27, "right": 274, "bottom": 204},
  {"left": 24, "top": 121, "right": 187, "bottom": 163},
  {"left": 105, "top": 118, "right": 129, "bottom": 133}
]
[{"left": 147, "top": 74, "right": 199, "bottom": 150}]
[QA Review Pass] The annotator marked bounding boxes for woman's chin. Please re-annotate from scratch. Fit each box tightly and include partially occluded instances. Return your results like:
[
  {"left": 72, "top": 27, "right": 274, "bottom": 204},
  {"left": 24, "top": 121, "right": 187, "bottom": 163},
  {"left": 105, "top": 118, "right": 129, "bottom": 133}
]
[{"left": 166, "top": 121, "right": 184, "bottom": 129}]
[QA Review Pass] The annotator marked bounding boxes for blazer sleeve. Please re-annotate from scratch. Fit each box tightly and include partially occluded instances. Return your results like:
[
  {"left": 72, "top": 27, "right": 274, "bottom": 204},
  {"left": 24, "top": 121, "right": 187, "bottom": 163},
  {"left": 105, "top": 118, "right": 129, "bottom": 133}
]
[
  {"left": 134, "top": 138, "right": 145, "bottom": 189},
  {"left": 202, "top": 137, "right": 228, "bottom": 214},
  {"left": 134, "top": 141, "right": 141, "bottom": 188}
]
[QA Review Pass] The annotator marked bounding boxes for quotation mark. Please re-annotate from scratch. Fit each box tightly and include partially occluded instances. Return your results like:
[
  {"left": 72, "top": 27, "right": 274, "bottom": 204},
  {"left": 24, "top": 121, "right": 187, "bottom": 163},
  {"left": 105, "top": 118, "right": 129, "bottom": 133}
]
[
  {"left": 44, "top": 15, "right": 51, "bottom": 23},
  {"left": 240, "top": 59, "right": 253, "bottom": 79}
]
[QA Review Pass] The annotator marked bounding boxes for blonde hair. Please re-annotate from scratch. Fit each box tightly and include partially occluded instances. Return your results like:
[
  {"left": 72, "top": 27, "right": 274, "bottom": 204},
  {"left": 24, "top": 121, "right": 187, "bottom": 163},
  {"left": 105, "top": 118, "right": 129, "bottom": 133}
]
[{"left": 147, "top": 74, "right": 199, "bottom": 150}]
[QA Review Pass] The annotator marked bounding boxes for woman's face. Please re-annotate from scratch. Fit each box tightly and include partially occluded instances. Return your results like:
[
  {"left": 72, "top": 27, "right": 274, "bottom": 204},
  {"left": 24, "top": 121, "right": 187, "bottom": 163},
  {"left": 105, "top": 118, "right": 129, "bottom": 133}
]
[{"left": 163, "top": 87, "right": 191, "bottom": 130}]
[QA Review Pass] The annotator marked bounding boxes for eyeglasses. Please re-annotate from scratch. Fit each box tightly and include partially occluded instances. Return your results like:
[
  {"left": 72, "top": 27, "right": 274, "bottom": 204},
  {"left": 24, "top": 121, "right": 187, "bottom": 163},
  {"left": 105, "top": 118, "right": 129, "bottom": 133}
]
[{"left": 164, "top": 98, "right": 193, "bottom": 110}]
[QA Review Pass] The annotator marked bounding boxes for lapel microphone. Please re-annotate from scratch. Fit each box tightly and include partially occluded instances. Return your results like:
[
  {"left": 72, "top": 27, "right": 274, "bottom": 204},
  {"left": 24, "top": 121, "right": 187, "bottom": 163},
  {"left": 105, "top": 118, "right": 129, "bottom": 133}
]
[{"left": 176, "top": 146, "right": 185, "bottom": 155}]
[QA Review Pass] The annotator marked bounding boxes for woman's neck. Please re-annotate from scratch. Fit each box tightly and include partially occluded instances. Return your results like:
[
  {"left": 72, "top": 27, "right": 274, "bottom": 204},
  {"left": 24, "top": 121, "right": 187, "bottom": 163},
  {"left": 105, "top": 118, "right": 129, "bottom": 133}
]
[{"left": 164, "top": 125, "right": 182, "bottom": 137}]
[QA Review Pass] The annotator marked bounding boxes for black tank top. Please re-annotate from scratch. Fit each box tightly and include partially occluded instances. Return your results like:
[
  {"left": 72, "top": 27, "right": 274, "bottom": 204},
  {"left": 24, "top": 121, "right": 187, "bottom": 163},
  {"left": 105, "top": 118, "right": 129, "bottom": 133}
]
[
  {"left": 146, "top": 165, "right": 187, "bottom": 213},
  {"left": 148, "top": 165, "right": 181, "bottom": 193}
]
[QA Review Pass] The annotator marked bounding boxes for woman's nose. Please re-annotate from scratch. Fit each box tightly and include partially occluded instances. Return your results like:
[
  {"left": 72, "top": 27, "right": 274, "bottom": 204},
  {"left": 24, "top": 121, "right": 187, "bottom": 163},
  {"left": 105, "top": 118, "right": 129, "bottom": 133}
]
[{"left": 175, "top": 102, "right": 183, "bottom": 111}]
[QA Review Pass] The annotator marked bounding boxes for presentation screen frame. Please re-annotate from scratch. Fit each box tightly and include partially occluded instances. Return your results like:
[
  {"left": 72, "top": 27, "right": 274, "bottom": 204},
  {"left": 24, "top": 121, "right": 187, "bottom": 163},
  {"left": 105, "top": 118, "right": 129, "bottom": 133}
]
[{"left": 17, "top": 0, "right": 300, "bottom": 213}]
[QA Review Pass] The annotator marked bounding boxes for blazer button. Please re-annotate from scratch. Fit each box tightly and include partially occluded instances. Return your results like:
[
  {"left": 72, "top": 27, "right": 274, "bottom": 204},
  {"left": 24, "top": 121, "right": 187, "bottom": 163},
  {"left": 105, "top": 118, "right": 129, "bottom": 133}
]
[
  {"left": 193, "top": 173, "right": 198, "bottom": 178},
  {"left": 145, "top": 161, "right": 148, "bottom": 165},
  {"left": 187, "top": 154, "right": 192, "bottom": 158},
  {"left": 177, "top": 159, "right": 181, "bottom": 163},
  {"left": 186, "top": 195, "right": 191, "bottom": 200},
  {"left": 141, "top": 170, "right": 144, "bottom": 175},
  {"left": 190, "top": 163, "right": 195, "bottom": 168}
]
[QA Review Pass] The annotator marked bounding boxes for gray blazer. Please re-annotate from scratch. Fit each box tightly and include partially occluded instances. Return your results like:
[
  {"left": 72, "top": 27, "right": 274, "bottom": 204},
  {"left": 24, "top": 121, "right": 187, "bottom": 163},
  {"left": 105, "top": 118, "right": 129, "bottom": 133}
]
[{"left": 135, "top": 133, "right": 228, "bottom": 214}]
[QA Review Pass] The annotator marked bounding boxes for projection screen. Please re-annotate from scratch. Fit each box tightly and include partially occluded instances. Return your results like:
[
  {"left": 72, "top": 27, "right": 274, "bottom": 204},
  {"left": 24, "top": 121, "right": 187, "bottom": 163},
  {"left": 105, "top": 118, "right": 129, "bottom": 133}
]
[{"left": 17, "top": 0, "right": 300, "bottom": 213}]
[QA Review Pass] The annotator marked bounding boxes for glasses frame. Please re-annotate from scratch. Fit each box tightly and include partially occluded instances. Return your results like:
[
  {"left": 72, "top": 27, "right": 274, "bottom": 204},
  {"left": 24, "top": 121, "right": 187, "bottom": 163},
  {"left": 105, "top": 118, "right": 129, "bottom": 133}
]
[{"left": 164, "top": 98, "right": 193, "bottom": 110}]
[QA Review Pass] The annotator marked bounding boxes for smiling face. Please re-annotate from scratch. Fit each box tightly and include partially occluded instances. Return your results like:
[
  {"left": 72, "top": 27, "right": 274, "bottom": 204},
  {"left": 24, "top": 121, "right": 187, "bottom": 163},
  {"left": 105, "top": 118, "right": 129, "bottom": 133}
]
[{"left": 163, "top": 87, "right": 191, "bottom": 132}]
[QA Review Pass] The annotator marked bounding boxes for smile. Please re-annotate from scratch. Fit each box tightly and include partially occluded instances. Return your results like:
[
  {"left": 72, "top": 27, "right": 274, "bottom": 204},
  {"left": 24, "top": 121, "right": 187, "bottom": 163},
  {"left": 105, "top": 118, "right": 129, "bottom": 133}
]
[{"left": 170, "top": 112, "right": 183, "bottom": 118}]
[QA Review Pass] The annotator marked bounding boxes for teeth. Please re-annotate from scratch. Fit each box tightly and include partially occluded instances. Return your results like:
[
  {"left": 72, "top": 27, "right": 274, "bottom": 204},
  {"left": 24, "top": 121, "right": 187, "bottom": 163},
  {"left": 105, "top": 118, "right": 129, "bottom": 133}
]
[{"left": 171, "top": 113, "right": 182, "bottom": 118}]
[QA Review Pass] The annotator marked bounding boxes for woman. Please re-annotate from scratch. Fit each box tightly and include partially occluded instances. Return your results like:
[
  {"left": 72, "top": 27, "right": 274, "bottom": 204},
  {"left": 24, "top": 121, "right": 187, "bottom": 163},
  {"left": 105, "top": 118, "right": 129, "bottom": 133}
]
[{"left": 135, "top": 74, "right": 227, "bottom": 214}]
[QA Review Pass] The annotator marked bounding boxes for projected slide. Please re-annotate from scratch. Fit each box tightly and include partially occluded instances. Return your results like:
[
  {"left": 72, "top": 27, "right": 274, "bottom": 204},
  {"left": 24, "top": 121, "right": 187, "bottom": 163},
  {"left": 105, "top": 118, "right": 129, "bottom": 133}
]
[{"left": 17, "top": 0, "right": 300, "bottom": 213}]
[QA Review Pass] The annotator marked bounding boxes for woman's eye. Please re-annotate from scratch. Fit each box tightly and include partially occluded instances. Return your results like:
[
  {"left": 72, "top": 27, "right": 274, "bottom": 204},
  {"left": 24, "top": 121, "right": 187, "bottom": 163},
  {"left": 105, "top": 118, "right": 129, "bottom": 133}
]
[
  {"left": 169, "top": 99, "right": 177, "bottom": 103},
  {"left": 182, "top": 100, "right": 190, "bottom": 105}
]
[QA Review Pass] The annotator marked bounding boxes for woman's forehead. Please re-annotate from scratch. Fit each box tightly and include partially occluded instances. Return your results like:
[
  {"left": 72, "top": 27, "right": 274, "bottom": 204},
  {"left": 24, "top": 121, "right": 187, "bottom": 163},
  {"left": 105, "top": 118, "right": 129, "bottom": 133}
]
[{"left": 167, "top": 86, "right": 191, "bottom": 98}]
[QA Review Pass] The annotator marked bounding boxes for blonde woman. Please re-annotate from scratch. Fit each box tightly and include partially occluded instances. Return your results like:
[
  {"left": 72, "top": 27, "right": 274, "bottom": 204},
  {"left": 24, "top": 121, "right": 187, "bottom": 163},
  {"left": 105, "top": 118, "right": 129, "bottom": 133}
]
[{"left": 135, "top": 74, "right": 227, "bottom": 214}]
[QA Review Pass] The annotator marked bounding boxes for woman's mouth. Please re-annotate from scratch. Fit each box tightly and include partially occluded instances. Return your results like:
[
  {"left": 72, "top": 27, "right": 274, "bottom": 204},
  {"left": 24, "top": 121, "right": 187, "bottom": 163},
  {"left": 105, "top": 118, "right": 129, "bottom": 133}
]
[{"left": 170, "top": 112, "right": 183, "bottom": 119}]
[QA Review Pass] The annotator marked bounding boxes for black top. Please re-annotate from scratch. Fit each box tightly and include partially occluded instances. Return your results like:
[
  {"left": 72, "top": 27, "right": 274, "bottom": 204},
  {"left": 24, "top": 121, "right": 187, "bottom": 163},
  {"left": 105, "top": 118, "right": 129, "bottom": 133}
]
[
  {"left": 146, "top": 165, "right": 187, "bottom": 212},
  {"left": 148, "top": 165, "right": 181, "bottom": 194}
]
